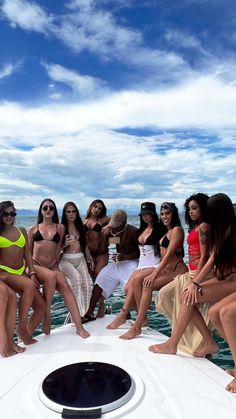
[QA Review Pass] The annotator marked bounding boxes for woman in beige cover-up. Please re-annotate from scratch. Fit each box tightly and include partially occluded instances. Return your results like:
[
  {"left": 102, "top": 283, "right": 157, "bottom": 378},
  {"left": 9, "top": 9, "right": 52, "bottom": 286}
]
[{"left": 156, "top": 193, "right": 211, "bottom": 355}]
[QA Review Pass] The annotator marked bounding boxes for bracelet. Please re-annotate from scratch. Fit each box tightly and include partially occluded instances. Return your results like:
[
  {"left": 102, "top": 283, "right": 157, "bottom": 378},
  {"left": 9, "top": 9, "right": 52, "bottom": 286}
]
[{"left": 192, "top": 281, "right": 203, "bottom": 296}]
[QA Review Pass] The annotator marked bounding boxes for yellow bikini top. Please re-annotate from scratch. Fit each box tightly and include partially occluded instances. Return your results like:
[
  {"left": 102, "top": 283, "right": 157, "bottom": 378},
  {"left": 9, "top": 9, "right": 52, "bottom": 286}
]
[{"left": 0, "top": 228, "right": 26, "bottom": 248}]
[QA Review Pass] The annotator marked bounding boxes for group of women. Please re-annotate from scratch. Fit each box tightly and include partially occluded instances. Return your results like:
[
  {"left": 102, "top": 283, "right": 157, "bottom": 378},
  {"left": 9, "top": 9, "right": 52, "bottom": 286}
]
[
  {"left": 0, "top": 193, "right": 236, "bottom": 393},
  {"left": 0, "top": 198, "right": 110, "bottom": 356}
]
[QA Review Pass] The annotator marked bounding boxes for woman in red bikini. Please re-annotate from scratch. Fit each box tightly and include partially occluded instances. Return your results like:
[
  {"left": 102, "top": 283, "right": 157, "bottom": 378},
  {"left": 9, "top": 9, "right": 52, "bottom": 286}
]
[
  {"left": 150, "top": 193, "right": 236, "bottom": 358},
  {"left": 28, "top": 198, "right": 89, "bottom": 338}
]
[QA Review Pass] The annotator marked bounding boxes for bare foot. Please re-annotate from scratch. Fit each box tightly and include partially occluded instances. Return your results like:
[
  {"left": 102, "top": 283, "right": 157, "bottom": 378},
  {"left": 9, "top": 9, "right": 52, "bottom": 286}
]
[
  {"left": 148, "top": 340, "right": 177, "bottom": 354},
  {"left": 226, "top": 377, "right": 236, "bottom": 393},
  {"left": 12, "top": 342, "right": 26, "bottom": 354},
  {"left": 225, "top": 367, "right": 236, "bottom": 377},
  {"left": 193, "top": 341, "right": 219, "bottom": 358},
  {"left": 42, "top": 313, "right": 51, "bottom": 335},
  {"left": 119, "top": 326, "right": 141, "bottom": 340},
  {"left": 76, "top": 326, "right": 90, "bottom": 338},
  {"left": 17, "top": 327, "right": 38, "bottom": 345},
  {"left": 0, "top": 347, "right": 17, "bottom": 358},
  {"left": 107, "top": 314, "right": 126, "bottom": 330}
]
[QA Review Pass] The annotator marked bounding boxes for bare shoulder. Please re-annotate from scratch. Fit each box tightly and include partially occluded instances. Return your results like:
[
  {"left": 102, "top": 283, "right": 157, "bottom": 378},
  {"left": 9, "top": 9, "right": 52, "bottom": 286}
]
[
  {"left": 28, "top": 224, "right": 37, "bottom": 234},
  {"left": 198, "top": 222, "right": 209, "bottom": 233},
  {"left": 172, "top": 226, "right": 183, "bottom": 234},
  {"left": 58, "top": 223, "right": 65, "bottom": 234},
  {"left": 18, "top": 226, "right": 27, "bottom": 236},
  {"left": 102, "top": 216, "right": 110, "bottom": 226}
]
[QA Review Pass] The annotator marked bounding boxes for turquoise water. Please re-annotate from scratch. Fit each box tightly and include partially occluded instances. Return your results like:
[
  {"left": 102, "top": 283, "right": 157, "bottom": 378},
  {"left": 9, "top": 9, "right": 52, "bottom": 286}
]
[{"left": 17, "top": 215, "right": 233, "bottom": 371}]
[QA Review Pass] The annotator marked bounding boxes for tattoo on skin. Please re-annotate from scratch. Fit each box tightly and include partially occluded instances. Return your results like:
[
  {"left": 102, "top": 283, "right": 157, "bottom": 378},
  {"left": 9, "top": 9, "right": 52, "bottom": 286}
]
[{"left": 199, "top": 228, "right": 208, "bottom": 245}]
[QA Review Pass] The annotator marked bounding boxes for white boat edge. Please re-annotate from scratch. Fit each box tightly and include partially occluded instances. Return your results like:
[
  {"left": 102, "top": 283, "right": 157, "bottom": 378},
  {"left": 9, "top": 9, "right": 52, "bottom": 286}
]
[{"left": 0, "top": 315, "right": 236, "bottom": 419}]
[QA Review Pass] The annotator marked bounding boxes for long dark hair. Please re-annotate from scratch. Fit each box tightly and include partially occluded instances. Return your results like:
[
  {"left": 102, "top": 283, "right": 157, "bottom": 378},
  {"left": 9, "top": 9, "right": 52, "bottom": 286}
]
[
  {"left": 85, "top": 199, "right": 107, "bottom": 219},
  {"left": 160, "top": 202, "right": 182, "bottom": 228},
  {"left": 208, "top": 193, "right": 236, "bottom": 278},
  {"left": 0, "top": 200, "right": 16, "bottom": 234},
  {"left": 184, "top": 193, "right": 209, "bottom": 231},
  {"left": 37, "top": 198, "right": 59, "bottom": 224},
  {"left": 139, "top": 205, "right": 166, "bottom": 255},
  {"left": 61, "top": 202, "right": 86, "bottom": 253}
]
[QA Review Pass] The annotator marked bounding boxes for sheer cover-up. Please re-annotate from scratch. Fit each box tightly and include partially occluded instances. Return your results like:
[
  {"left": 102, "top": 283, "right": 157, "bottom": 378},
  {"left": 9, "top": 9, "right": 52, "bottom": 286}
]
[{"left": 60, "top": 253, "right": 93, "bottom": 317}]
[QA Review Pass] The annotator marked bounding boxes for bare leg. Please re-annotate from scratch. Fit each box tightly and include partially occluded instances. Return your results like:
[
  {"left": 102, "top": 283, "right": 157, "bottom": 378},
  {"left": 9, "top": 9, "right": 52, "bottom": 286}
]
[
  {"left": 27, "top": 290, "right": 46, "bottom": 337},
  {"left": 86, "top": 284, "right": 103, "bottom": 317},
  {"left": 56, "top": 271, "right": 90, "bottom": 338},
  {"left": 120, "top": 271, "right": 177, "bottom": 340},
  {"left": 34, "top": 266, "right": 57, "bottom": 335},
  {"left": 149, "top": 279, "right": 236, "bottom": 354},
  {"left": 107, "top": 270, "right": 147, "bottom": 330},
  {"left": 107, "top": 290, "right": 135, "bottom": 329},
  {"left": 94, "top": 253, "right": 109, "bottom": 318},
  {"left": 0, "top": 283, "right": 17, "bottom": 357},
  {"left": 217, "top": 295, "right": 236, "bottom": 391},
  {"left": 6, "top": 287, "right": 26, "bottom": 354},
  {"left": 5, "top": 274, "right": 38, "bottom": 345}
]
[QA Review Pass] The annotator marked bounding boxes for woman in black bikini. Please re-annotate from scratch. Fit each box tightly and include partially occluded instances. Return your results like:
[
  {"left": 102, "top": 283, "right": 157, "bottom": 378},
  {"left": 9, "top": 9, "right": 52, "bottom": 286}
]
[
  {"left": 83, "top": 199, "right": 110, "bottom": 317},
  {"left": 28, "top": 198, "right": 89, "bottom": 338},
  {"left": 116, "top": 202, "right": 188, "bottom": 340}
]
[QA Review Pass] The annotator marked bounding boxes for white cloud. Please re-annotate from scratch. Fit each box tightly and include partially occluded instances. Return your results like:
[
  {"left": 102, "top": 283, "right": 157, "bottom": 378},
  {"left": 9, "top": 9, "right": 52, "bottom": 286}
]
[
  {"left": 1, "top": 0, "right": 53, "bottom": 33},
  {"left": 43, "top": 63, "right": 108, "bottom": 97},
  {"left": 0, "top": 62, "right": 21, "bottom": 80},
  {"left": 0, "top": 72, "right": 235, "bottom": 210}
]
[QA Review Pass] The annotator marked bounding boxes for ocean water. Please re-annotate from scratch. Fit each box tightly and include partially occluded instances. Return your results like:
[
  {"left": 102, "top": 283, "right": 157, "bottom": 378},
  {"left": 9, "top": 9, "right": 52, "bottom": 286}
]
[{"left": 17, "top": 215, "right": 233, "bottom": 371}]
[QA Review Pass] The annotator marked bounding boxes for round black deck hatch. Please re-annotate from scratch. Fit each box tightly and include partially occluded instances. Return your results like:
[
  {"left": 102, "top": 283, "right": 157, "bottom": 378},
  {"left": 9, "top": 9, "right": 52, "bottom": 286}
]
[{"left": 39, "top": 362, "right": 135, "bottom": 414}]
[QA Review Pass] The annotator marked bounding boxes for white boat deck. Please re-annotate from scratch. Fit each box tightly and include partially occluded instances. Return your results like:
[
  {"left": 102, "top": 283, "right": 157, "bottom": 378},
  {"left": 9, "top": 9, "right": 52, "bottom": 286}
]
[{"left": 0, "top": 315, "right": 236, "bottom": 419}]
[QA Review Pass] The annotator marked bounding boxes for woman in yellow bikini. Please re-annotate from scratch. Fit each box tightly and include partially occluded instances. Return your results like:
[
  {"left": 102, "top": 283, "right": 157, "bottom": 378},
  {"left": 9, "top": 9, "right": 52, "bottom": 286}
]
[{"left": 0, "top": 200, "right": 45, "bottom": 346}]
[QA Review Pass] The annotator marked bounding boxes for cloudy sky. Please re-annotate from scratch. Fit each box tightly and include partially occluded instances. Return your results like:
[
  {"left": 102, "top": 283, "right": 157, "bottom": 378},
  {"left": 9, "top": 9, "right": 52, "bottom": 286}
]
[{"left": 0, "top": 0, "right": 235, "bottom": 213}]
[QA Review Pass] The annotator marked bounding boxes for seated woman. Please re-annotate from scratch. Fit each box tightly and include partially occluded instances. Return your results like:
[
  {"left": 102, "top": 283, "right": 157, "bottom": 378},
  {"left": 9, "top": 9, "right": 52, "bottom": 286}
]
[
  {"left": 107, "top": 201, "right": 166, "bottom": 331},
  {"left": 28, "top": 198, "right": 89, "bottom": 338},
  {"left": 0, "top": 200, "right": 45, "bottom": 345},
  {"left": 109, "top": 203, "right": 188, "bottom": 339},
  {"left": 209, "top": 292, "right": 236, "bottom": 392},
  {"left": 149, "top": 193, "right": 236, "bottom": 357},
  {"left": 83, "top": 199, "right": 110, "bottom": 317},
  {"left": 156, "top": 193, "right": 211, "bottom": 355},
  {"left": 59, "top": 202, "right": 93, "bottom": 318},
  {"left": 0, "top": 281, "right": 26, "bottom": 357}
]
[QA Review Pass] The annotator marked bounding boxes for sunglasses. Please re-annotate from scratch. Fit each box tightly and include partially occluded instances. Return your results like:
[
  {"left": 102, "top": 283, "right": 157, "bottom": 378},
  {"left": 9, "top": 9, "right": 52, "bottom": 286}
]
[
  {"left": 42, "top": 205, "right": 55, "bottom": 212},
  {"left": 65, "top": 210, "right": 77, "bottom": 214},
  {"left": 2, "top": 211, "right": 17, "bottom": 217}
]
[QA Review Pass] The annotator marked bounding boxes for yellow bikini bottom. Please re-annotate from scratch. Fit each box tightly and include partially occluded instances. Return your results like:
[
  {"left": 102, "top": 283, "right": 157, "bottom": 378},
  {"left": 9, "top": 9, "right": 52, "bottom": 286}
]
[{"left": 0, "top": 264, "right": 25, "bottom": 276}]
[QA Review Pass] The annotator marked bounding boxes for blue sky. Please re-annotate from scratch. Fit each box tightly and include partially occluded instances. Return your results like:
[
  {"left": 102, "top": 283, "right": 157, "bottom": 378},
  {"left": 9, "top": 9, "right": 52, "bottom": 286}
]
[{"left": 0, "top": 0, "right": 235, "bottom": 213}]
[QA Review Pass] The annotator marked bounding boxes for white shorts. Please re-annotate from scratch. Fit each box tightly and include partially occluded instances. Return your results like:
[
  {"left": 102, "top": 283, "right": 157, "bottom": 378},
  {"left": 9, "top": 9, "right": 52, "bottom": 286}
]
[{"left": 95, "top": 259, "right": 139, "bottom": 299}]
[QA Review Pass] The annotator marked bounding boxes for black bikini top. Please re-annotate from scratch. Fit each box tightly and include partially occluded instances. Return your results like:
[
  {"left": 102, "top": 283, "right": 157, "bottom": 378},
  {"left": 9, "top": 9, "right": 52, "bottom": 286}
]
[
  {"left": 160, "top": 233, "right": 184, "bottom": 257},
  {"left": 84, "top": 223, "right": 102, "bottom": 233},
  {"left": 160, "top": 235, "right": 170, "bottom": 248},
  {"left": 33, "top": 224, "right": 60, "bottom": 244}
]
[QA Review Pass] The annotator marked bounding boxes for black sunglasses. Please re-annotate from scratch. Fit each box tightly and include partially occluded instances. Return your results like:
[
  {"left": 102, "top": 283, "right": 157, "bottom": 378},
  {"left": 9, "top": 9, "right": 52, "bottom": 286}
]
[
  {"left": 2, "top": 211, "right": 17, "bottom": 217},
  {"left": 42, "top": 205, "right": 55, "bottom": 211}
]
